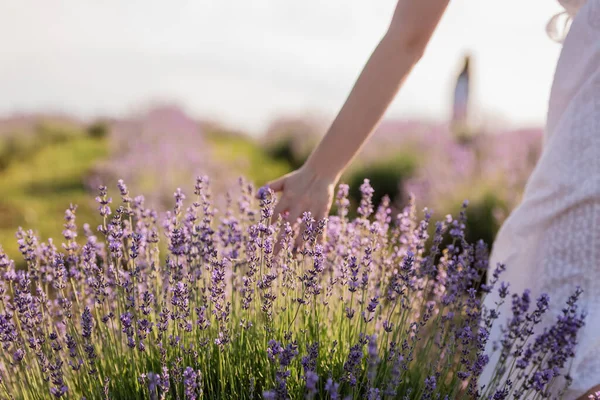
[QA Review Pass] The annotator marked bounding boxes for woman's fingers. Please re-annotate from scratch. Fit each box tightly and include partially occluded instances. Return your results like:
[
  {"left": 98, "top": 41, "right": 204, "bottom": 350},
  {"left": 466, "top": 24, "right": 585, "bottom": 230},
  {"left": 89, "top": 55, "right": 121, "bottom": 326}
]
[
  {"left": 272, "top": 194, "right": 290, "bottom": 224},
  {"left": 285, "top": 205, "right": 304, "bottom": 229},
  {"left": 265, "top": 175, "right": 287, "bottom": 193},
  {"left": 273, "top": 204, "right": 303, "bottom": 255},
  {"left": 273, "top": 203, "right": 330, "bottom": 254},
  {"left": 297, "top": 207, "right": 328, "bottom": 250},
  {"left": 256, "top": 175, "right": 287, "bottom": 201}
]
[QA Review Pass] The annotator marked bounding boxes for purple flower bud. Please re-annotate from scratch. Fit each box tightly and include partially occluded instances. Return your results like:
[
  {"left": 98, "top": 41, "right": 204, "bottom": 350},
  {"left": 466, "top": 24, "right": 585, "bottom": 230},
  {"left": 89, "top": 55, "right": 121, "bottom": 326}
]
[
  {"left": 498, "top": 282, "right": 510, "bottom": 299},
  {"left": 325, "top": 378, "right": 340, "bottom": 400},
  {"left": 305, "top": 371, "right": 318, "bottom": 399},
  {"left": 13, "top": 348, "right": 25, "bottom": 363},
  {"left": 183, "top": 367, "right": 199, "bottom": 400},
  {"left": 257, "top": 186, "right": 269, "bottom": 200},
  {"left": 81, "top": 307, "right": 93, "bottom": 338},
  {"left": 147, "top": 372, "right": 160, "bottom": 400}
]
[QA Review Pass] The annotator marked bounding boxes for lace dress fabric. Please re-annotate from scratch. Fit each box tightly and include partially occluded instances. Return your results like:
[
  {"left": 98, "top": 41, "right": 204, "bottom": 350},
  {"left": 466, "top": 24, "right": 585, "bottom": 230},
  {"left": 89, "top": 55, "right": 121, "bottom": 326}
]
[{"left": 479, "top": 0, "right": 600, "bottom": 397}]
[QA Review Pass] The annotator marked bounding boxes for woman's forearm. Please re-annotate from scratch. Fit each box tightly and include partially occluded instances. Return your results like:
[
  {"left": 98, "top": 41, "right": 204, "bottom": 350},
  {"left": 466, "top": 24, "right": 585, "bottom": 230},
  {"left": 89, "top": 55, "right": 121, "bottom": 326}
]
[
  {"left": 304, "top": 34, "right": 423, "bottom": 180},
  {"left": 304, "top": 0, "right": 449, "bottom": 181}
]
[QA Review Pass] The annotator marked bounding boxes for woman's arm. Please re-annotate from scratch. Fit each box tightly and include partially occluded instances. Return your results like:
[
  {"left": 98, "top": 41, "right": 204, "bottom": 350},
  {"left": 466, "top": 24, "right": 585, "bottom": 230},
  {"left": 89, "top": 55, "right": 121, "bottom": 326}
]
[
  {"left": 267, "top": 0, "right": 450, "bottom": 233},
  {"left": 579, "top": 385, "right": 600, "bottom": 400},
  {"left": 303, "top": 0, "right": 450, "bottom": 181}
]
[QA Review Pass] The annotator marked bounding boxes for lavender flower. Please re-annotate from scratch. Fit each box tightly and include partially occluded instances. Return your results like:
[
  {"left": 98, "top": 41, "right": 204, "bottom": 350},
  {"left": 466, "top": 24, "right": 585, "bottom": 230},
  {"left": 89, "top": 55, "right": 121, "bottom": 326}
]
[
  {"left": 305, "top": 371, "right": 319, "bottom": 399},
  {"left": 147, "top": 372, "right": 160, "bottom": 400},
  {"left": 81, "top": 307, "right": 93, "bottom": 338},
  {"left": 183, "top": 367, "right": 199, "bottom": 400},
  {"left": 325, "top": 378, "right": 340, "bottom": 400},
  {"left": 0, "top": 176, "right": 585, "bottom": 400},
  {"left": 357, "top": 179, "right": 375, "bottom": 219}
]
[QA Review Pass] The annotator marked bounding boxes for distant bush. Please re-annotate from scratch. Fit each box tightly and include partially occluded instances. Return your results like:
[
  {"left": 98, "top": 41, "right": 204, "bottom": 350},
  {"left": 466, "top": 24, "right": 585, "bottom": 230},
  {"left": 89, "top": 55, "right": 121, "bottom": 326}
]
[
  {"left": 462, "top": 190, "right": 508, "bottom": 246},
  {"left": 36, "top": 121, "right": 80, "bottom": 144},
  {"left": 0, "top": 136, "right": 32, "bottom": 170},
  {"left": 348, "top": 154, "right": 418, "bottom": 209},
  {"left": 264, "top": 136, "right": 308, "bottom": 170},
  {"left": 0, "top": 120, "right": 86, "bottom": 170},
  {"left": 262, "top": 116, "right": 323, "bottom": 170},
  {"left": 87, "top": 121, "right": 109, "bottom": 139}
]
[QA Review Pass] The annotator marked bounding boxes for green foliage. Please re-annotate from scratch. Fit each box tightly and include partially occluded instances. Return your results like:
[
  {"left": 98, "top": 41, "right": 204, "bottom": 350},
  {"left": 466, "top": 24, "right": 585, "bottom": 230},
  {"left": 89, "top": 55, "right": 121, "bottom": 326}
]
[
  {"left": 0, "top": 135, "right": 33, "bottom": 170},
  {"left": 0, "top": 121, "right": 84, "bottom": 171},
  {"left": 87, "top": 121, "right": 110, "bottom": 139},
  {"left": 463, "top": 190, "right": 508, "bottom": 247},
  {"left": 36, "top": 120, "right": 81, "bottom": 143},
  {"left": 206, "top": 130, "right": 292, "bottom": 186},
  {"left": 434, "top": 185, "right": 509, "bottom": 253},
  {"left": 0, "top": 136, "right": 108, "bottom": 260},
  {"left": 347, "top": 154, "right": 418, "bottom": 209},
  {"left": 264, "top": 136, "right": 308, "bottom": 170}
]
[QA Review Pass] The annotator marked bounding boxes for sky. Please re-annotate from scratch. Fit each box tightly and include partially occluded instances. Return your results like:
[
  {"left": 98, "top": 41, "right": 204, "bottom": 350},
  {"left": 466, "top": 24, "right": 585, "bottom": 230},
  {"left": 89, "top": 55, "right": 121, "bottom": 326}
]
[{"left": 0, "top": 0, "right": 565, "bottom": 134}]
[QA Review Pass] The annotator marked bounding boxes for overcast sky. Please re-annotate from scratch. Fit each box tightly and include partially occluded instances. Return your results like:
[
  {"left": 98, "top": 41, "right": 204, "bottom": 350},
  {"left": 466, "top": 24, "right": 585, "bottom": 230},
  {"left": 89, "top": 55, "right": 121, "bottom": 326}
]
[{"left": 0, "top": 0, "right": 565, "bottom": 134}]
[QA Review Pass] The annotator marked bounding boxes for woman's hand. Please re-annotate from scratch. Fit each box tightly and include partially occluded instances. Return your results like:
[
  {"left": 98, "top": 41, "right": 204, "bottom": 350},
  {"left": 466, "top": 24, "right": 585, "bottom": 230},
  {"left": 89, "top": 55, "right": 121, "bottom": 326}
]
[
  {"left": 264, "top": 164, "right": 338, "bottom": 248},
  {"left": 260, "top": 0, "right": 450, "bottom": 248},
  {"left": 578, "top": 385, "right": 600, "bottom": 400}
]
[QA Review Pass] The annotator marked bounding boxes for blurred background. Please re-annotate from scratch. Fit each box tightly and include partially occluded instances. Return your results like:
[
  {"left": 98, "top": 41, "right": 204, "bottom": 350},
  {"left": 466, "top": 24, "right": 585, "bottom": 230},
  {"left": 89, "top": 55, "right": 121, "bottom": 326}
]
[{"left": 0, "top": 0, "right": 565, "bottom": 258}]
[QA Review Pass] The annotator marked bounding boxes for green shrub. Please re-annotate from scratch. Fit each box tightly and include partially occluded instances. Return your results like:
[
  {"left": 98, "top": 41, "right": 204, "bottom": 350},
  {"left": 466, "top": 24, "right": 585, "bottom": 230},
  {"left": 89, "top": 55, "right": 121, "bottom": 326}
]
[
  {"left": 0, "top": 135, "right": 108, "bottom": 260},
  {"left": 0, "top": 135, "right": 39, "bottom": 171},
  {"left": 264, "top": 136, "right": 308, "bottom": 170},
  {"left": 87, "top": 121, "right": 109, "bottom": 139},
  {"left": 347, "top": 154, "right": 418, "bottom": 209},
  {"left": 434, "top": 187, "right": 509, "bottom": 252},
  {"left": 463, "top": 190, "right": 508, "bottom": 246},
  {"left": 0, "top": 121, "right": 84, "bottom": 171},
  {"left": 205, "top": 129, "right": 292, "bottom": 186},
  {"left": 36, "top": 121, "right": 81, "bottom": 144}
]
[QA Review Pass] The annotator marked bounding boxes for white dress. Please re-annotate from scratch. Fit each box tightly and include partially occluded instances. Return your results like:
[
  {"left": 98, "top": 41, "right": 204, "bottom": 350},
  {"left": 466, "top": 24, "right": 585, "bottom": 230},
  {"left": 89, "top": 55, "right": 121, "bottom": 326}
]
[{"left": 480, "top": 0, "right": 600, "bottom": 397}]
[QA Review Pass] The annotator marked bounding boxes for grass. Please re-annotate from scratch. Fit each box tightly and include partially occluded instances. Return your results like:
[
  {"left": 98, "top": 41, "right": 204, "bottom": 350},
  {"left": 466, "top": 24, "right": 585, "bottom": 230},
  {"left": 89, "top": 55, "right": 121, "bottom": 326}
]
[
  {"left": 0, "top": 135, "right": 108, "bottom": 260},
  {"left": 206, "top": 130, "right": 292, "bottom": 187},
  {"left": 0, "top": 127, "right": 287, "bottom": 262}
]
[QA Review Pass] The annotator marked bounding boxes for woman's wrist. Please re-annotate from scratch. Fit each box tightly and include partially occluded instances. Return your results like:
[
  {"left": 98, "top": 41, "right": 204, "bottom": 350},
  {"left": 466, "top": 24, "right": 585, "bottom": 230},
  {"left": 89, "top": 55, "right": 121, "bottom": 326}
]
[{"left": 302, "top": 153, "right": 343, "bottom": 185}]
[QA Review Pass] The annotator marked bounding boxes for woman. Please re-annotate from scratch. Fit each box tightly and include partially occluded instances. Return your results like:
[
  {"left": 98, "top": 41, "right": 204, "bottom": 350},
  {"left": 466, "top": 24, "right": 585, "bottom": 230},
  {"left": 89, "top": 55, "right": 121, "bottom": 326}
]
[{"left": 266, "top": 0, "right": 600, "bottom": 398}]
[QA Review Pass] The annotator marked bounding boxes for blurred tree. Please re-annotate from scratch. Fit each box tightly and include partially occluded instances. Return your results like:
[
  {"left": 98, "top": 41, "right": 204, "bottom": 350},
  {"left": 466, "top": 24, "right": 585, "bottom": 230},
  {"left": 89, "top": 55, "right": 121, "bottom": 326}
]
[
  {"left": 87, "top": 121, "right": 109, "bottom": 139},
  {"left": 347, "top": 155, "right": 418, "bottom": 211},
  {"left": 265, "top": 136, "right": 308, "bottom": 170},
  {"left": 463, "top": 190, "right": 509, "bottom": 247},
  {"left": 262, "top": 115, "right": 324, "bottom": 169}
]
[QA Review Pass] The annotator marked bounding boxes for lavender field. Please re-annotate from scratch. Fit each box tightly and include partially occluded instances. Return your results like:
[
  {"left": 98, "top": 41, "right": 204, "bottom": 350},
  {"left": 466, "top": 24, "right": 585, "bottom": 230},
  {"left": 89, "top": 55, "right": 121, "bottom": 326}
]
[
  {"left": 0, "top": 108, "right": 543, "bottom": 261},
  {"left": 0, "top": 108, "right": 590, "bottom": 399}
]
